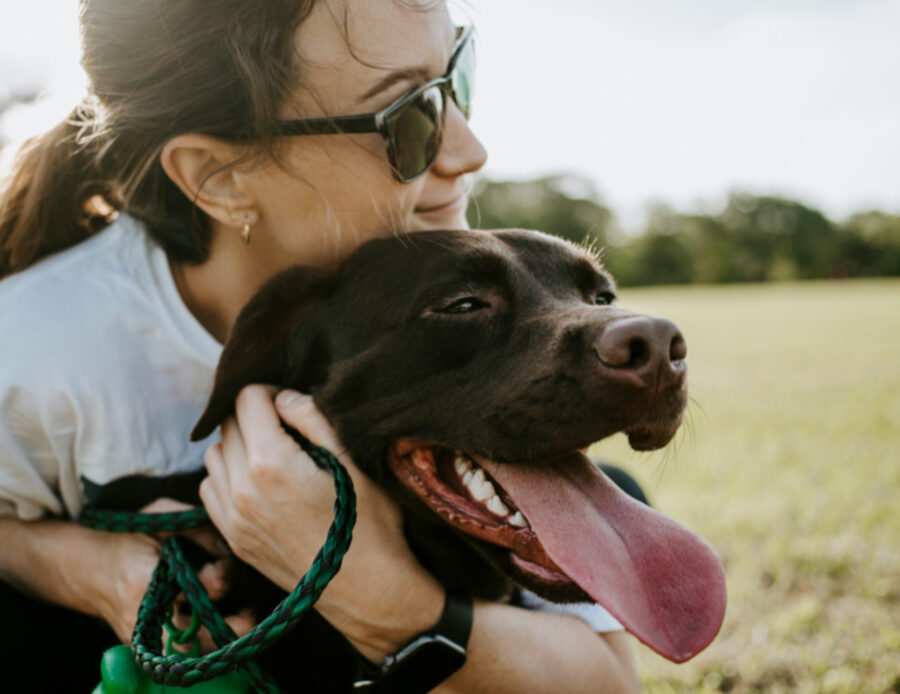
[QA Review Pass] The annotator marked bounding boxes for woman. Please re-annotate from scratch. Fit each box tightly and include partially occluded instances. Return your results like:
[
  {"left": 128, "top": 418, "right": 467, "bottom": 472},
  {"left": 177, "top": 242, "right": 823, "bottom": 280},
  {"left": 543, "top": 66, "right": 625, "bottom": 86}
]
[{"left": 0, "top": 1, "right": 641, "bottom": 691}]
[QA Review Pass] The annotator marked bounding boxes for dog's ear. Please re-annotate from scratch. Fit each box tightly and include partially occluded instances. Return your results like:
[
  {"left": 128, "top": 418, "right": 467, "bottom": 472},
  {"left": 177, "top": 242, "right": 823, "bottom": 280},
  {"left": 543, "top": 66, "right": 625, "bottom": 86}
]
[{"left": 191, "top": 266, "right": 333, "bottom": 441}]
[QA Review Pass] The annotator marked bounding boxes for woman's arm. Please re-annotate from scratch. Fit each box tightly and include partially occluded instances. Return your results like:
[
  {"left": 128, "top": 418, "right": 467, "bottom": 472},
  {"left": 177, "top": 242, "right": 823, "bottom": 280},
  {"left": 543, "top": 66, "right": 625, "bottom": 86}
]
[
  {"left": 201, "top": 386, "right": 642, "bottom": 693},
  {"left": 0, "top": 505, "right": 241, "bottom": 648},
  {"left": 0, "top": 517, "right": 162, "bottom": 643},
  {"left": 438, "top": 603, "right": 640, "bottom": 694}
]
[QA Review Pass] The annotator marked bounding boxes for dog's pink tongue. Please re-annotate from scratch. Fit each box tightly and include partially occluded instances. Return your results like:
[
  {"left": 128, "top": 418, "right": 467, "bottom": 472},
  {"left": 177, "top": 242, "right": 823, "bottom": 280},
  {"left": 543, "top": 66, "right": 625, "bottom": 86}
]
[{"left": 487, "top": 455, "right": 726, "bottom": 663}]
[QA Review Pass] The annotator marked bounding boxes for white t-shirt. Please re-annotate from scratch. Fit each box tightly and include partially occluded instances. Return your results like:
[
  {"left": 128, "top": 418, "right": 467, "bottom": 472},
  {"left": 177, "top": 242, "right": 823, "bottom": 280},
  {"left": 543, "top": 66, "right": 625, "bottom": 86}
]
[
  {"left": 0, "top": 213, "right": 621, "bottom": 631},
  {"left": 0, "top": 213, "right": 221, "bottom": 520}
]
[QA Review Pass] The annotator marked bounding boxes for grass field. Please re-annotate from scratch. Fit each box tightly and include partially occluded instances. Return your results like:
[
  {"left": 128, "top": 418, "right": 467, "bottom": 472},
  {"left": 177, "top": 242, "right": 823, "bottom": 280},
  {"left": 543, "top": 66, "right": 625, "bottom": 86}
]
[{"left": 588, "top": 279, "right": 900, "bottom": 693}]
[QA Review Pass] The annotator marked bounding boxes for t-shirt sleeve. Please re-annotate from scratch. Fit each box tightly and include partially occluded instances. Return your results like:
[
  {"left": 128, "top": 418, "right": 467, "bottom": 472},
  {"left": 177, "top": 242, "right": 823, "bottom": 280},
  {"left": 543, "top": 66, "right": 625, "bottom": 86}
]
[
  {"left": 0, "top": 381, "right": 69, "bottom": 520},
  {"left": 517, "top": 588, "right": 624, "bottom": 633},
  {"left": 0, "top": 291, "right": 80, "bottom": 520}
]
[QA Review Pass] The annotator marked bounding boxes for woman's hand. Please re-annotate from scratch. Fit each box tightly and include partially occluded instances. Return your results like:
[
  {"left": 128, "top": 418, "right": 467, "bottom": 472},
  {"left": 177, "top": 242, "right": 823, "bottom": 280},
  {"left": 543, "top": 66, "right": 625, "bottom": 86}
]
[
  {"left": 95, "top": 498, "right": 250, "bottom": 651},
  {"left": 92, "top": 529, "right": 164, "bottom": 645},
  {"left": 200, "top": 385, "right": 445, "bottom": 661}
]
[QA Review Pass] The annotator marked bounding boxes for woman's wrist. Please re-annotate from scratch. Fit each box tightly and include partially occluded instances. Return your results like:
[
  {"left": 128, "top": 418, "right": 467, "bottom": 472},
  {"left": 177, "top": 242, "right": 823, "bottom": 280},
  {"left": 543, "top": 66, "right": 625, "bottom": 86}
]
[{"left": 314, "top": 551, "right": 446, "bottom": 662}]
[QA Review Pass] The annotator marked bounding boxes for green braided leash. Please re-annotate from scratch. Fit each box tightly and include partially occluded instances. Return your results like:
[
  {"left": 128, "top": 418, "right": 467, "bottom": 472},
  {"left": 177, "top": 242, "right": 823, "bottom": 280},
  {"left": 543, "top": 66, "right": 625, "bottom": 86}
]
[{"left": 80, "top": 438, "right": 356, "bottom": 690}]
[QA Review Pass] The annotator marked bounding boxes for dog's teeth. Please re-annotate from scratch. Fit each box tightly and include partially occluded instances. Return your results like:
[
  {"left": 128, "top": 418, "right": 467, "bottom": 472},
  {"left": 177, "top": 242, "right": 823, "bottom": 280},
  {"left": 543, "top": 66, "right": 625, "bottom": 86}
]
[
  {"left": 508, "top": 511, "right": 529, "bottom": 528},
  {"left": 462, "top": 470, "right": 474, "bottom": 486},
  {"left": 467, "top": 470, "right": 495, "bottom": 501},
  {"left": 486, "top": 495, "right": 509, "bottom": 517},
  {"left": 453, "top": 455, "right": 471, "bottom": 476},
  {"left": 471, "top": 480, "right": 495, "bottom": 502}
]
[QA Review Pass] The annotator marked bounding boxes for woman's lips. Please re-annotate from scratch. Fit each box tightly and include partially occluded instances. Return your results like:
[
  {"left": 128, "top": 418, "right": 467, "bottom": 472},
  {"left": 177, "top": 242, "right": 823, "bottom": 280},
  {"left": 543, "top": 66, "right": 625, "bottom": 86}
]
[{"left": 415, "top": 195, "right": 466, "bottom": 216}]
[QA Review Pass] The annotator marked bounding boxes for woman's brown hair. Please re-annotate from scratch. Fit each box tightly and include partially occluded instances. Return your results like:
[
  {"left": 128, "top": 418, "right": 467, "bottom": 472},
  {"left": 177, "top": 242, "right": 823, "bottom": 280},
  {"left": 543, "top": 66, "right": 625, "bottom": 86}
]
[{"left": 0, "top": 0, "right": 315, "bottom": 278}]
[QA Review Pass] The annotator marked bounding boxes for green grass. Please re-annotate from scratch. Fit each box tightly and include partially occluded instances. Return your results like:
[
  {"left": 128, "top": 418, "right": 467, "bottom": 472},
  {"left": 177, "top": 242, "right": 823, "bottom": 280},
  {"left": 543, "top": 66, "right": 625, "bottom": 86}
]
[{"left": 588, "top": 279, "right": 900, "bottom": 694}]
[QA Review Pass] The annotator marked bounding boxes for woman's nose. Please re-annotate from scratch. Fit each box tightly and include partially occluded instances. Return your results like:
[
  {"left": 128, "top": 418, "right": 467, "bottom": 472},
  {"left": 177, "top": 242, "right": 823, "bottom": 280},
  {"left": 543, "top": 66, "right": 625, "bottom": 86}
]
[{"left": 430, "top": 101, "right": 488, "bottom": 178}]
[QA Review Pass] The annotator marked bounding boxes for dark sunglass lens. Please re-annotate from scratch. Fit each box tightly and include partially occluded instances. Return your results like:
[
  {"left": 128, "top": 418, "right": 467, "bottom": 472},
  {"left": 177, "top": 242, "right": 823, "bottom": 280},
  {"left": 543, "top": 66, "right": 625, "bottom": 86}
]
[
  {"left": 451, "top": 35, "right": 475, "bottom": 119},
  {"left": 386, "top": 87, "right": 444, "bottom": 181}
]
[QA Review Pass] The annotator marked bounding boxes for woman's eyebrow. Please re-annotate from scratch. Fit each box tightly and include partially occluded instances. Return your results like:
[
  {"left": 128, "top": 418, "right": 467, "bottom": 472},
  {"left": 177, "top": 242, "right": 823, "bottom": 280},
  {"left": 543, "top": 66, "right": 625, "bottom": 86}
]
[{"left": 359, "top": 66, "right": 431, "bottom": 104}]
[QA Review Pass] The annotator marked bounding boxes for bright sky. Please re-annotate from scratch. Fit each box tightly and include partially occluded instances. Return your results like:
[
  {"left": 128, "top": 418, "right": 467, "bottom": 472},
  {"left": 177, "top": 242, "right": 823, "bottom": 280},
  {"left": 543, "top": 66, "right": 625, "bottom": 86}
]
[{"left": 2, "top": 1, "right": 899, "bottom": 229}]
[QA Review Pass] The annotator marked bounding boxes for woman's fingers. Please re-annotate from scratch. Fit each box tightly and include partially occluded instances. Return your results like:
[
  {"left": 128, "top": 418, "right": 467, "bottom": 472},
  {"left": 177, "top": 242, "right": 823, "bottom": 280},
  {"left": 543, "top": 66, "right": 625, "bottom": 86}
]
[
  {"left": 219, "top": 415, "right": 248, "bottom": 488},
  {"left": 273, "top": 390, "right": 405, "bottom": 525},
  {"left": 274, "top": 389, "right": 346, "bottom": 458},
  {"left": 225, "top": 608, "right": 256, "bottom": 638},
  {"left": 202, "top": 441, "right": 229, "bottom": 506},
  {"left": 234, "top": 385, "right": 298, "bottom": 460},
  {"left": 139, "top": 497, "right": 195, "bottom": 515},
  {"left": 196, "top": 558, "right": 231, "bottom": 601},
  {"left": 232, "top": 384, "right": 348, "bottom": 474},
  {"left": 200, "top": 448, "right": 244, "bottom": 562}
]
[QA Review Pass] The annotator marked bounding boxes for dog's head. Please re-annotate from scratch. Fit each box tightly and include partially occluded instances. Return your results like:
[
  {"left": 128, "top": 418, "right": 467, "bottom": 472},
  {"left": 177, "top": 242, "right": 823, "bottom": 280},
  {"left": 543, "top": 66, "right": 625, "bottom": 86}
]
[{"left": 193, "top": 229, "right": 725, "bottom": 662}]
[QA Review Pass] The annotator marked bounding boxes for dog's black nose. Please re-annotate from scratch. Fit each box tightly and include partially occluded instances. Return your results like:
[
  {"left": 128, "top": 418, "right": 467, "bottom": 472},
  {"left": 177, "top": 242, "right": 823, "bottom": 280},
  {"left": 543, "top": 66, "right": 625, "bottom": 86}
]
[{"left": 594, "top": 316, "right": 687, "bottom": 388}]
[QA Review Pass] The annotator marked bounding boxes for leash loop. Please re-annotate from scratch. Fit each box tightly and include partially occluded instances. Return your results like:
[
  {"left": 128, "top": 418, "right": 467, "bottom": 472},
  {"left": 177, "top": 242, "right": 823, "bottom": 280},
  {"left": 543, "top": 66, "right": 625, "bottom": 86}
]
[{"left": 80, "top": 437, "right": 356, "bottom": 691}]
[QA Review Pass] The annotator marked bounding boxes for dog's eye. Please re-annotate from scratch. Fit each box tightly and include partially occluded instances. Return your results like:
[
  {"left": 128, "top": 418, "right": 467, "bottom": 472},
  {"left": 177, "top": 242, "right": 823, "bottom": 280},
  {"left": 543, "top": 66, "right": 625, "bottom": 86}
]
[
  {"left": 436, "top": 297, "right": 489, "bottom": 314},
  {"left": 595, "top": 292, "right": 615, "bottom": 306}
]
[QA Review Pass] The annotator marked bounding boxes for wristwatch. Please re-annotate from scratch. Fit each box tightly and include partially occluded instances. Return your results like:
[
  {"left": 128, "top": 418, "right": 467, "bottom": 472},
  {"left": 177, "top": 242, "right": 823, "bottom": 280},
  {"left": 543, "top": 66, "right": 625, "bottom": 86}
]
[{"left": 352, "top": 591, "right": 473, "bottom": 693}]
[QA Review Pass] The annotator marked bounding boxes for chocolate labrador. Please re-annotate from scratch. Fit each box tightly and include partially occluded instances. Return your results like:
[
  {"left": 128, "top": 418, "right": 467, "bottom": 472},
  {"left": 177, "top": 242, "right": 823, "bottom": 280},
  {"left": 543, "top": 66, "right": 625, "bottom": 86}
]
[{"left": 192, "top": 228, "right": 726, "bottom": 670}]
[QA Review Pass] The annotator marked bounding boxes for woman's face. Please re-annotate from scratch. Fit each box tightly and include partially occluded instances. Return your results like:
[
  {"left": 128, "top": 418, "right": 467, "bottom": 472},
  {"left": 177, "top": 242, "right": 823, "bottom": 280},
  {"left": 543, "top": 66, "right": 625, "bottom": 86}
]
[{"left": 241, "top": 0, "right": 487, "bottom": 269}]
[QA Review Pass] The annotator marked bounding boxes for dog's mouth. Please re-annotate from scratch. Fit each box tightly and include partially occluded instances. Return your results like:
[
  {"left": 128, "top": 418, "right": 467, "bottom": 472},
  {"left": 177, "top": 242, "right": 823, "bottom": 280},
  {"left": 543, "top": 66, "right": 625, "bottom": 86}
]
[
  {"left": 387, "top": 439, "right": 727, "bottom": 664},
  {"left": 387, "top": 442, "right": 573, "bottom": 587}
]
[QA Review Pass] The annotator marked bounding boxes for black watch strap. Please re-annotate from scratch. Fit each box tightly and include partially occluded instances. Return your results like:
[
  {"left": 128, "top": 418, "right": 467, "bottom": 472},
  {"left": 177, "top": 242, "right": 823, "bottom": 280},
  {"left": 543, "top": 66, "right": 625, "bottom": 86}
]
[{"left": 353, "top": 591, "right": 473, "bottom": 693}]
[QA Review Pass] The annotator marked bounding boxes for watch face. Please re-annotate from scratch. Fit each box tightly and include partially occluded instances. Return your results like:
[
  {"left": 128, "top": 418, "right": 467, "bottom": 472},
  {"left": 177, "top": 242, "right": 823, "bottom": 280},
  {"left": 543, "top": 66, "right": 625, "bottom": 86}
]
[{"left": 381, "top": 636, "right": 467, "bottom": 693}]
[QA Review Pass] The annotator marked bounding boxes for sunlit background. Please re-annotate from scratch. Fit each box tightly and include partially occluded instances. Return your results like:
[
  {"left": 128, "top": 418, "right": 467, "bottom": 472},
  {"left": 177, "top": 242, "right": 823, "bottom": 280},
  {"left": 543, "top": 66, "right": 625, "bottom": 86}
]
[
  {"left": 2, "top": 3, "right": 898, "bottom": 693},
  {"left": 468, "top": 0, "right": 900, "bottom": 229},
  {"left": 3, "top": 1, "right": 900, "bottom": 229}
]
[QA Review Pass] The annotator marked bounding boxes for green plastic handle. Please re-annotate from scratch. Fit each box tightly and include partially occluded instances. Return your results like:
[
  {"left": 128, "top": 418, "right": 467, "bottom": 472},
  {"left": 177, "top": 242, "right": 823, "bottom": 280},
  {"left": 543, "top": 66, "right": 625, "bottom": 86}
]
[{"left": 94, "top": 645, "right": 255, "bottom": 693}]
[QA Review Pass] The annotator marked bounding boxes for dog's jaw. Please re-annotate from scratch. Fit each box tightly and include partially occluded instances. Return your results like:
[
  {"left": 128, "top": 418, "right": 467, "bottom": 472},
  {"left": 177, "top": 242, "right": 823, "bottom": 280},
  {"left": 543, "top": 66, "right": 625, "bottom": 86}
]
[
  {"left": 387, "top": 439, "right": 727, "bottom": 664},
  {"left": 624, "top": 407, "right": 687, "bottom": 450},
  {"left": 386, "top": 439, "right": 590, "bottom": 599}
]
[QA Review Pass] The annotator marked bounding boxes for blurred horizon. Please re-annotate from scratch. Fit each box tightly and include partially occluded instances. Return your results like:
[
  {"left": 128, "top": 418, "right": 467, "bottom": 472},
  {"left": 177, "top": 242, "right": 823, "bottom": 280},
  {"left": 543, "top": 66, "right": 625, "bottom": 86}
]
[
  {"left": 463, "top": 0, "right": 900, "bottom": 231},
  {"left": 2, "top": 1, "right": 899, "bottom": 233}
]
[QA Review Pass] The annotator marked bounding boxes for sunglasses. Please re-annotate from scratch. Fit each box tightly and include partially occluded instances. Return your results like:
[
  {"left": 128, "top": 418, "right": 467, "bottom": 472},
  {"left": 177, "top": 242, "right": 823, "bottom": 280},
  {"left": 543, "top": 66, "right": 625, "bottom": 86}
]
[{"left": 273, "top": 26, "right": 475, "bottom": 183}]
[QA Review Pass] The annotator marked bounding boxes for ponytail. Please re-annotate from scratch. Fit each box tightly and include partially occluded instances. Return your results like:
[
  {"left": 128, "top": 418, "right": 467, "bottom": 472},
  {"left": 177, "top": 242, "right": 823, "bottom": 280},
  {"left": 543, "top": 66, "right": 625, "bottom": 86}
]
[
  {"left": 0, "top": 106, "right": 121, "bottom": 279},
  {"left": 1, "top": 0, "right": 315, "bottom": 280}
]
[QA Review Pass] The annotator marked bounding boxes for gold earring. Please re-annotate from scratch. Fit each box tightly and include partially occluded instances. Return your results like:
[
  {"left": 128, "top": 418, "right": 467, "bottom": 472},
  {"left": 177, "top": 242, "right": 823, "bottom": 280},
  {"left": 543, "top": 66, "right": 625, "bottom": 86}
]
[{"left": 241, "top": 222, "right": 251, "bottom": 245}]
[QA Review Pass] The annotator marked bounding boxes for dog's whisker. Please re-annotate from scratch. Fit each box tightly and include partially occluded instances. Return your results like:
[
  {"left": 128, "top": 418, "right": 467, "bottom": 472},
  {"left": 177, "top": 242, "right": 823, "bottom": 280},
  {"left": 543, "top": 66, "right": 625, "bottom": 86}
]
[
  {"left": 684, "top": 404, "right": 698, "bottom": 452},
  {"left": 650, "top": 449, "right": 673, "bottom": 484},
  {"left": 687, "top": 396, "right": 708, "bottom": 422}
]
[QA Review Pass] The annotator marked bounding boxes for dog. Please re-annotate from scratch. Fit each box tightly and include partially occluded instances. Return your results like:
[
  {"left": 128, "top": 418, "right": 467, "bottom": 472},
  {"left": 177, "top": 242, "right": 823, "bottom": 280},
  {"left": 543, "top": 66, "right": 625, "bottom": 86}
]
[{"left": 192, "top": 228, "right": 726, "bottom": 679}]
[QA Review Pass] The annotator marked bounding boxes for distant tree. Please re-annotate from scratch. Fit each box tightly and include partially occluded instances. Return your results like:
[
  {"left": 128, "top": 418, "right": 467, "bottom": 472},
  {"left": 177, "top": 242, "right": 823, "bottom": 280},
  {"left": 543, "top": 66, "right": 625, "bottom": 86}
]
[
  {"left": 718, "top": 193, "right": 839, "bottom": 281},
  {"left": 613, "top": 232, "right": 694, "bottom": 286},
  {"left": 603, "top": 203, "right": 694, "bottom": 285},
  {"left": 467, "top": 174, "right": 613, "bottom": 249},
  {"left": 839, "top": 211, "right": 900, "bottom": 277},
  {"left": 676, "top": 214, "right": 742, "bottom": 283},
  {"left": 466, "top": 174, "right": 900, "bottom": 285}
]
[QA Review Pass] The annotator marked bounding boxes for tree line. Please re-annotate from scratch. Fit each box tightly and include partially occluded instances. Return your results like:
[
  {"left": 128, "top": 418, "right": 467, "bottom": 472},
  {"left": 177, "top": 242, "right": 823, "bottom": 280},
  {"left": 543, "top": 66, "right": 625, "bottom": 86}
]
[{"left": 467, "top": 175, "right": 900, "bottom": 286}]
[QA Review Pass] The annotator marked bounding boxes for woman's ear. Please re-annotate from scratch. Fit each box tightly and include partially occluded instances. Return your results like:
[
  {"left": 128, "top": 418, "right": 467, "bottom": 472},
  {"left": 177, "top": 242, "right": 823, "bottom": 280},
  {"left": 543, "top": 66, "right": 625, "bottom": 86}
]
[{"left": 160, "top": 134, "right": 256, "bottom": 227}]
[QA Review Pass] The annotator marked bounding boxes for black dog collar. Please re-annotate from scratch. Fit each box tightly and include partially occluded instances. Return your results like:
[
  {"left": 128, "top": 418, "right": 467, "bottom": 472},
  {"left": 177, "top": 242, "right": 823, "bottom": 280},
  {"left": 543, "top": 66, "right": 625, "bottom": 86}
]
[{"left": 352, "top": 591, "right": 473, "bottom": 693}]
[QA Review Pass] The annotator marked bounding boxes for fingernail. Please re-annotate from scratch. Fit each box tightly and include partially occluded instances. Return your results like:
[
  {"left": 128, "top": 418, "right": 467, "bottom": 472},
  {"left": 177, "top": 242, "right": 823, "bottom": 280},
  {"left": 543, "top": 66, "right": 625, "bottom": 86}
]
[{"left": 276, "top": 389, "right": 300, "bottom": 408}]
